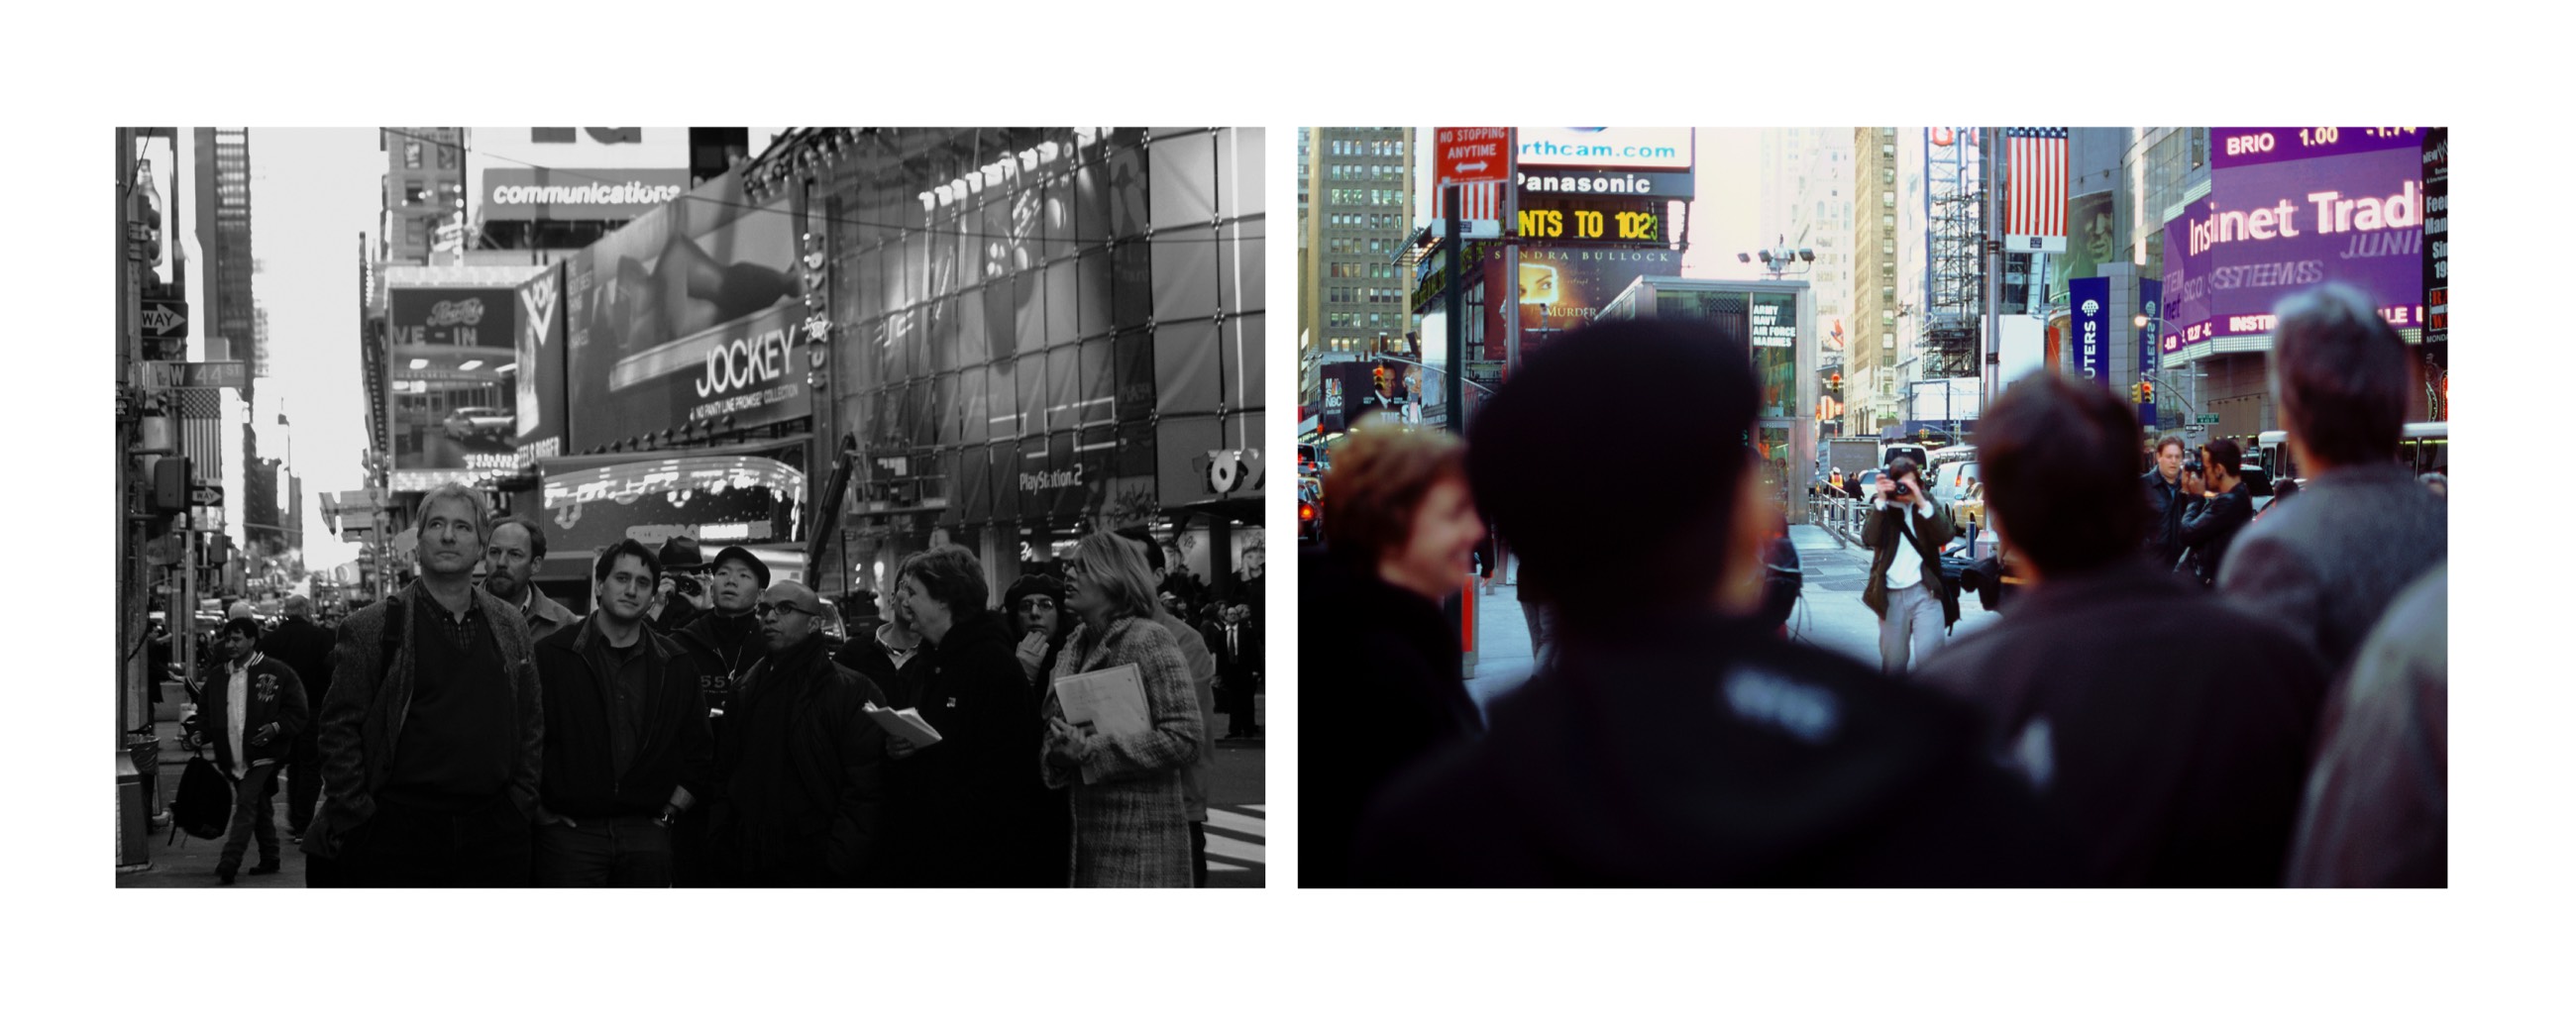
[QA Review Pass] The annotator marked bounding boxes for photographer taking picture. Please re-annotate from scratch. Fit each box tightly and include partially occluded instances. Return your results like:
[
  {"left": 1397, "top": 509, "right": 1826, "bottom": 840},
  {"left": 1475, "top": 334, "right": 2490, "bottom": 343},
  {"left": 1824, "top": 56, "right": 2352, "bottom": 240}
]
[{"left": 1863, "top": 457, "right": 1958, "bottom": 674}]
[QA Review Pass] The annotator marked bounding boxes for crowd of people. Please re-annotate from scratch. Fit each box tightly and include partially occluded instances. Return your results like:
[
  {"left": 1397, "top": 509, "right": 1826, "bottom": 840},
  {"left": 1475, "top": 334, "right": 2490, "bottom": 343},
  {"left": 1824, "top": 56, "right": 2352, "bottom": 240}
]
[
  {"left": 180, "top": 499, "right": 1259, "bottom": 887},
  {"left": 1307, "top": 281, "right": 2446, "bottom": 887}
]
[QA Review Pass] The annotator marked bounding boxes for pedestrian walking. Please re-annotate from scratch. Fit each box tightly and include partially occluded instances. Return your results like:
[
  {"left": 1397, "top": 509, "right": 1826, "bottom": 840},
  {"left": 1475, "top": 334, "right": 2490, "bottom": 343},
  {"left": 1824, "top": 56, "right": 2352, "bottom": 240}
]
[
  {"left": 2219, "top": 283, "right": 2448, "bottom": 677},
  {"left": 2177, "top": 438, "right": 2256, "bottom": 585},
  {"left": 711, "top": 580, "right": 890, "bottom": 886},
  {"left": 2287, "top": 561, "right": 2446, "bottom": 887},
  {"left": 883, "top": 546, "right": 1051, "bottom": 886},
  {"left": 1213, "top": 604, "right": 1261, "bottom": 739},
  {"left": 206, "top": 616, "right": 309, "bottom": 884},
  {"left": 304, "top": 483, "right": 544, "bottom": 887},
  {"left": 2143, "top": 435, "right": 2191, "bottom": 568},
  {"left": 256, "top": 594, "right": 334, "bottom": 842},
  {"left": 483, "top": 516, "right": 577, "bottom": 644},
  {"left": 1300, "top": 426, "right": 1485, "bottom": 887},
  {"left": 1862, "top": 456, "right": 1957, "bottom": 674},
  {"left": 1911, "top": 374, "right": 2331, "bottom": 885},
  {"left": 528, "top": 540, "right": 714, "bottom": 887},
  {"left": 1355, "top": 318, "right": 2074, "bottom": 887},
  {"left": 1040, "top": 532, "right": 1205, "bottom": 887}
]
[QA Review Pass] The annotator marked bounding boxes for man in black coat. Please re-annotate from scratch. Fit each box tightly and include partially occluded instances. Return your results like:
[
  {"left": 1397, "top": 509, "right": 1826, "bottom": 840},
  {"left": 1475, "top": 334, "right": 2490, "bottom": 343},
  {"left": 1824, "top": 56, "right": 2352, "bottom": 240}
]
[
  {"left": 2142, "top": 435, "right": 2191, "bottom": 568},
  {"left": 2178, "top": 437, "right": 2256, "bottom": 586},
  {"left": 666, "top": 545, "right": 769, "bottom": 884},
  {"left": 529, "top": 540, "right": 715, "bottom": 886},
  {"left": 207, "top": 617, "right": 309, "bottom": 883},
  {"left": 882, "top": 546, "right": 1048, "bottom": 886},
  {"left": 1914, "top": 374, "right": 2330, "bottom": 885},
  {"left": 1355, "top": 319, "right": 2076, "bottom": 887},
  {"left": 713, "top": 580, "right": 890, "bottom": 885},
  {"left": 1210, "top": 603, "right": 1262, "bottom": 739},
  {"left": 257, "top": 594, "right": 336, "bottom": 841}
]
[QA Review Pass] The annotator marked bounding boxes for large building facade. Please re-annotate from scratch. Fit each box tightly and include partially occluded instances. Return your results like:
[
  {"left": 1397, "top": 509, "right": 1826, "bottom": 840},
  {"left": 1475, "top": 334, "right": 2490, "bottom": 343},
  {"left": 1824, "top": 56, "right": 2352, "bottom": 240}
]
[
  {"left": 1847, "top": 128, "right": 1901, "bottom": 437},
  {"left": 1299, "top": 127, "right": 1415, "bottom": 414}
]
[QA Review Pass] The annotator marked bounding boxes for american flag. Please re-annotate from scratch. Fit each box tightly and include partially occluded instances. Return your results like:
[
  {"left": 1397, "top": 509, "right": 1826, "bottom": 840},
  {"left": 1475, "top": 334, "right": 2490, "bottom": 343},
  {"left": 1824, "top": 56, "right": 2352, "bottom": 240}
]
[
  {"left": 1431, "top": 182, "right": 1502, "bottom": 221},
  {"left": 2005, "top": 127, "right": 2068, "bottom": 253},
  {"left": 174, "top": 390, "right": 226, "bottom": 484}
]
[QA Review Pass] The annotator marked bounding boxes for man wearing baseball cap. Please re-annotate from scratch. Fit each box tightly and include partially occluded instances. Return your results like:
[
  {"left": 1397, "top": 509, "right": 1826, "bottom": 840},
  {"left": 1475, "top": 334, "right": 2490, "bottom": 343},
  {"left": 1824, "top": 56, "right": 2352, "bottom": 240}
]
[{"left": 669, "top": 543, "right": 769, "bottom": 885}]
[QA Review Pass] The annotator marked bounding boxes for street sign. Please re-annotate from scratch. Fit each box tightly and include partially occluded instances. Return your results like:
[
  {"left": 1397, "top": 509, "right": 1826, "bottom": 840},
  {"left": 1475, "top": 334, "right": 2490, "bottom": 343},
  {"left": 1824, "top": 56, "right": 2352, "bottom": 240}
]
[
  {"left": 1427, "top": 219, "right": 1503, "bottom": 240},
  {"left": 1437, "top": 128, "right": 1513, "bottom": 187},
  {"left": 141, "top": 300, "right": 188, "bottom": 341},
  {"left": 190, "top": 485, "right": 224, "bottom": 506},
  {"left": 2195, "top": 414, "right": 2222, "bottom": 425},
  {"left": 140, "top": 359, "right": 245, "bottom": 390}
]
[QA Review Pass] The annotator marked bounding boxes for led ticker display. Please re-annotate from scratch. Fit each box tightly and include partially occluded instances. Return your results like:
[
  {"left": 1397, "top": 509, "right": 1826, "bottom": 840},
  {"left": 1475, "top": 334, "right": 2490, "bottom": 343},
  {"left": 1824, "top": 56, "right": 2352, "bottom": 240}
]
[
  {"left": 2162, "top": 136, "right": 2423, "bottom": 350},
  {"left": 1516, "top": 197, "right": 1668, "bottom": 245}
]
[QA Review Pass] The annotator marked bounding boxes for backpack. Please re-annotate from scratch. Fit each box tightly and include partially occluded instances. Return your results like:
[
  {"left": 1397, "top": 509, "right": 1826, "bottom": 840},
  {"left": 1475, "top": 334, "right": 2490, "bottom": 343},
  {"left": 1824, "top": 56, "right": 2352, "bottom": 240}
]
[{"left": 171, "top": 755, "right": 232, "bottom": 841}]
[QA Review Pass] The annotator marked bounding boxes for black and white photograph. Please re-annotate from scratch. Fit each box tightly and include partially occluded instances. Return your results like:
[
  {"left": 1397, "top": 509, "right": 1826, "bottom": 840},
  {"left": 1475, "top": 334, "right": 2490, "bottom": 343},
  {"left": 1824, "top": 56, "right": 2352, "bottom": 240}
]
[{"left": 110, "top": 127, "right": 1266, "bottom": 889}]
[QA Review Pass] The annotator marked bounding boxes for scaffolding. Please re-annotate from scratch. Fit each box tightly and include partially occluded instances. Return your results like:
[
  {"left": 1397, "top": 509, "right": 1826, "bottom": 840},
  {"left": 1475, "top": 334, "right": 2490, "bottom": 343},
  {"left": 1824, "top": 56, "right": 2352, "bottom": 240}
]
[{"left": 1921, "top": 128, "right": 1985, "bottom": 381}]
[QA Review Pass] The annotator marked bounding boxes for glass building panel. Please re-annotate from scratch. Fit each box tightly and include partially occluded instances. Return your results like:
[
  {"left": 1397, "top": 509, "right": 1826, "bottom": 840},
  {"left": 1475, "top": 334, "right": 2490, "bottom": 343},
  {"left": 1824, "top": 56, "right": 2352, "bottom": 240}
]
[
  {"left": 1017, "top": 353, "right": 1045, "bottom": 433},
  {"left": 1111, "top": 241, "right": 1153, "bottom": 330},
  {"left": 1113, "top": 330, "right": 1154, "bottom": 422},
  {"left": 1076, "top": 338, "right": 1115, "bottom": 422},
  {"left": 1046, "top": 345, "right": 1080, "bottom": 427},
  {"left": 1040, "top": 169, "right": 1076, "bottom": 265},
  {"left": 1153, "top": 318, "right": 1220, "bottom": 416},
  {"left": 980, "top": 279, "right": 1017, "bottom": 361},
  {"left": 1107, "top": 146, "right": 1148, "bottom": 238},
  {"left": 1013, "top": 267, "right": 1045, "bottom": 356},
  {"left": 1045, "top": 260, "right": 1079, "bottom": 347},
  {"left": 1076, "top": 251, "right": 1111, "bottom": 340},
  {"left": 931, "top": 372, "right": 959, "bottom": 445},
  {"left": 957, "top": 364, "right": 989, "bottom": 445},
  {"left": 1072, "top": 160, "right": 1110, "bottom": 253},
  {"left": 1148, "top": 130, "right": 1217, "bottom": 231},
  {"left": 986, "top": 356, "right": 1019, "bottom": 438},
  {"left": 927, "top": 295, "right": 960, "bottom": 374},
  {"left": 1220, "top": 218, "right": 1263, "bottom": 316},
  {"left": 1153, "top": 225, "right": 1220, "bottom": 324},
  {"left": 1228, "top": 312, "right": 1264, "bottom": 410}
]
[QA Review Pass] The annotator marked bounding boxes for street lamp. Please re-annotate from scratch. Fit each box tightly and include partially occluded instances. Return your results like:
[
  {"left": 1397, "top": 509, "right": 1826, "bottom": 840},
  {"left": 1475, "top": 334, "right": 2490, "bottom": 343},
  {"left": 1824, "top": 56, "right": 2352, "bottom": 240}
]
[{"left": 1738, "top": 235, "right": 1816, "bottom": 280}]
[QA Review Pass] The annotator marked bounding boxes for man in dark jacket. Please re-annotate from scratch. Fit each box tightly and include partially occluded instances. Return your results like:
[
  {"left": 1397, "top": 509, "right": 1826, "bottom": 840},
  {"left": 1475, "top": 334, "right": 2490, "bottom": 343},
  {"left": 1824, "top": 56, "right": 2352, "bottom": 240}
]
[
  {"left": 1211, "top": 604, "right": 1262, "bottom": 739},
  {"left": 483, "top": 516, "right": 578, "bottom": 644},
  {"left": 1355, "top": 319, "right": 2075, "bottom": 887},
  {"left": 2220, "top": 284, "right": 2448, "bottom": 678},
  {"left": 1862, "top": 457, "right": 1957, "bottom": 674},
  {"left": 303, "top": 483, "right": 545, "bottom": 887},
  {"left": 2178, "top": 437, "right": 2256, "bottom": 586},
  {"left": 530, "top": 540, "right": 715, "bottom": 886},
  {"left": 207, "top": 616, "right": 309, "bottom": 884},
  {"left": 1914, "top": 374, "right": 2330, "bottom": 885},
  {"left": 650, "top": 536, "right": 711, "bottom": 635},
  {"left": 666, "top": 543, "right": 767, "bottom": 885},
  {"left": 2142, "top": 434, "right": 2191, "bottom": 568},
  {"left": 714, "top": 579, "right": 890, "bottom": 885},
  {"left": 884, "top": 547, "right": 1048, "bottom": 885},
  {"left": 257, "top": 594, "right": 336, "bottom": 842}
]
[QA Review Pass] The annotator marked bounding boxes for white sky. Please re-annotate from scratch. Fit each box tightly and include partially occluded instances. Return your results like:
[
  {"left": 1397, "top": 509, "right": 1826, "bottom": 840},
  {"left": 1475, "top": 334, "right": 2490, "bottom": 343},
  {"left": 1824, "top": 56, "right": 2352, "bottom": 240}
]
[{"left": 250, "top": 128, "right": 383, "bottom": 571}]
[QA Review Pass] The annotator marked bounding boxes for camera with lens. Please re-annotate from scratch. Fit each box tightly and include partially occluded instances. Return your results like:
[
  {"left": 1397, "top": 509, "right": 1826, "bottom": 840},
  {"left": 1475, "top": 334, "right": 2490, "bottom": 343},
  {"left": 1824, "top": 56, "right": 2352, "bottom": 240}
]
[
  {"left": 672, "top": 574, "right": 704, "bottom": 598},
  {"left": 1891, "top": 478, "right": 1912, "bottom": 499}
]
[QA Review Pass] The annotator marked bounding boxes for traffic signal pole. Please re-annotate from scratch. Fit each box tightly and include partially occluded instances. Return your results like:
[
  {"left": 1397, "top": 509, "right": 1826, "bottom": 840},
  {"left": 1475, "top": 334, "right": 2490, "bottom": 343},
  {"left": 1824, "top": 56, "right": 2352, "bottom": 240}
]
[{"left": 1445, "top": 183, "right": 1463, "bottom": 436}]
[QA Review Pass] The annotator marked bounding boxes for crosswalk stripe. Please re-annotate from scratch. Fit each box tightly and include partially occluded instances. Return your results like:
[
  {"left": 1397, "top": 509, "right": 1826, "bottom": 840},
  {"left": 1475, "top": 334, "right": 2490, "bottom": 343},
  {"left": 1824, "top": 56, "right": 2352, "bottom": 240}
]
[
  {"left": 1204, "top": 832, "right": 1264, "bottom": 864},
  {"left": 1206, "top": 808, "right": 1264, "bottom": 838}
]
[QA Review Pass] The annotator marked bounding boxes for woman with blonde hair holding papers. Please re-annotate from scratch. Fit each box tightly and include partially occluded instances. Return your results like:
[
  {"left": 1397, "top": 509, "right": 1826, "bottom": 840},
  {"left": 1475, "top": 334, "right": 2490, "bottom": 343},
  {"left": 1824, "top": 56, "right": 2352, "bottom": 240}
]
[{"left": 1040, "top": 532, "right": 1204, "bottom": 886}]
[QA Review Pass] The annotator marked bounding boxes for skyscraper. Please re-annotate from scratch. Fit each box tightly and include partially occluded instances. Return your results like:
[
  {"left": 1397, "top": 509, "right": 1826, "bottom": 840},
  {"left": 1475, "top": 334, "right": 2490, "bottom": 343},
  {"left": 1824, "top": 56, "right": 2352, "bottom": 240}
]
[
  {"left": 1299, "top": 128, "right": 1415, "bottom": 405},
  {"left": 194, "top": 128, "right": 256, "bottom": 395},
  {"left": 1850, "top": 128, "right": 1901, "bottom": 437}
]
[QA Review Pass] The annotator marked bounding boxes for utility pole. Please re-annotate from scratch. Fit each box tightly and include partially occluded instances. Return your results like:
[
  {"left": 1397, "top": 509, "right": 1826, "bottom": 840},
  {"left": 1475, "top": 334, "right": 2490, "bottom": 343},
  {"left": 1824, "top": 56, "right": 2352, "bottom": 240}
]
[
  {"left": 1502, "top": 134, "right": 1521, "bottom": 379},
  {"left": 1444, "top": 183, "right": 1462, "bottom": 436},
  {"left": 1984, "top": 126, "right": 2004, "bottom": 405}
]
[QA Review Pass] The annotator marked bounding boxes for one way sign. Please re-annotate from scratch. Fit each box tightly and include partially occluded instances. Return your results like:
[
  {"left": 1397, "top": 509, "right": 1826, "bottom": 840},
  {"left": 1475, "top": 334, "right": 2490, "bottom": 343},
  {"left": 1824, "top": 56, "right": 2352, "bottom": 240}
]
[{"left": 142, "top": 299, "right": 188, "bottom": 341}]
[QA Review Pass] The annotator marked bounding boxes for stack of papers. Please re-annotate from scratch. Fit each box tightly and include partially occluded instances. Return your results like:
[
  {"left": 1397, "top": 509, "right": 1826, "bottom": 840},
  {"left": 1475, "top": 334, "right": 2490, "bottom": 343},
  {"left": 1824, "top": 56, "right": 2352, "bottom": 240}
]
[{"left": 863, "top": 703, "right": 943, "bottom": 748}]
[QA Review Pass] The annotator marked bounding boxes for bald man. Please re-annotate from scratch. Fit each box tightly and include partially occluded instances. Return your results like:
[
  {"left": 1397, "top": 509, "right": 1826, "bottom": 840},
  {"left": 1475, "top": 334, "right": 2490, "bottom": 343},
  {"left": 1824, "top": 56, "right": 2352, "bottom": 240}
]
[{"left": 707, "top": 580, "right": 890, "bottom": 885}]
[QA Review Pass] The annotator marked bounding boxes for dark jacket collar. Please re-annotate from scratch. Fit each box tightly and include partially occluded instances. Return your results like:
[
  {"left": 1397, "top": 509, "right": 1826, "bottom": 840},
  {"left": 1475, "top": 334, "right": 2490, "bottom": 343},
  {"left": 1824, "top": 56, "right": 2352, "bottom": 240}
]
[
  {"left": 2014, "top": 557, "right": 2197, "bottom": 613},
  {"left": 929, "top": 608, "right": 1012, "bottom": 653}
]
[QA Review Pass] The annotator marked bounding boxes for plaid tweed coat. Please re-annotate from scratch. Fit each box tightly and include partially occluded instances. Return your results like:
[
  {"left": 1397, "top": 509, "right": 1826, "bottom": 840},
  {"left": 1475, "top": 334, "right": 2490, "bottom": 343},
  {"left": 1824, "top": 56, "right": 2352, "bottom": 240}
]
[{"left": 1042, "top": 615, "right": 1204, "bottom": 887}]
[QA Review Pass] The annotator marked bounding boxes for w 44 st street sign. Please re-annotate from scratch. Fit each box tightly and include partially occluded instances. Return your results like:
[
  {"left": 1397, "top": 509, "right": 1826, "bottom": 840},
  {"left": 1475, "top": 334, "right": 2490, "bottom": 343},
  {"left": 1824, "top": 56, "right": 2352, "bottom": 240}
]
[{"left": 139, "top": 360, "right": 245, "bottom": 390}]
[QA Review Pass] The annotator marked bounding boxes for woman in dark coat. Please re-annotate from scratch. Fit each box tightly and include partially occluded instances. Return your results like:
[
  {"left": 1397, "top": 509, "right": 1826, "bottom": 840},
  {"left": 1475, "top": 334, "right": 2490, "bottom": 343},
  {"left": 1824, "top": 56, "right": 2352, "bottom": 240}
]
[
  {"left": 1300, "top": 428, "right": 1487, "bottom": 887},
  {"left": 886, "top": 546, "right": 1050, "bottom": 886},
  {"left": 1004, "top": 572, "right": 1076, "bottom": 885}
]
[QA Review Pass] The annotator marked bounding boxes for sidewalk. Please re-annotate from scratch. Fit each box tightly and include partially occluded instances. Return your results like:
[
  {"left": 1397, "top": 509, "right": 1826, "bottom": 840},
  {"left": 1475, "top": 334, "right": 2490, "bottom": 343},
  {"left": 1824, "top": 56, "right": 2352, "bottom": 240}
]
[
  {"left": 119, "top": 720, "right": 310, "bottom": 888},
  {"left": 1464, "top": 564, "right": 1539, "bottom": 716}
]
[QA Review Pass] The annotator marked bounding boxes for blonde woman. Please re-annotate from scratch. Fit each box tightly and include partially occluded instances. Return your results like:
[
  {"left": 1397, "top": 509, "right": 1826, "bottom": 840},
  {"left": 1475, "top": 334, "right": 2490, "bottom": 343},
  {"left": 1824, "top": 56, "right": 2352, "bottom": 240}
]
[{"left": 1040, "top": 533, "right": 1205, "bottom": 886}]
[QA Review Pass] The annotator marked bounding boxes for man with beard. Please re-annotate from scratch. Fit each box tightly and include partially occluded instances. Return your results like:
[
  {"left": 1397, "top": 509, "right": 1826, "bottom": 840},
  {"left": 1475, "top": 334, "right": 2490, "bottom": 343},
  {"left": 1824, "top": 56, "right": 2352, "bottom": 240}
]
[
  {"left": 304, "top": 483, "right": 545, "bottom": 886},
  {"left": 530, "top": 540, "right": 713, "bottom": 886},
  {"left": 711, "top": 579, "right": 889, "bottom": 885},
  {"left": 483, "top": 516, "right": 577, "bottom": 644}
]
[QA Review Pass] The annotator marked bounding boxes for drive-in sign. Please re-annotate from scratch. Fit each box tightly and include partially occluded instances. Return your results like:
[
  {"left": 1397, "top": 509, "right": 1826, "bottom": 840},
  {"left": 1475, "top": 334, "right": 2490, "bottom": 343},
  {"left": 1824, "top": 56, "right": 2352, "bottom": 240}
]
[{"left": 1438, "top": 128, "right": 1513, "bottom": 187}]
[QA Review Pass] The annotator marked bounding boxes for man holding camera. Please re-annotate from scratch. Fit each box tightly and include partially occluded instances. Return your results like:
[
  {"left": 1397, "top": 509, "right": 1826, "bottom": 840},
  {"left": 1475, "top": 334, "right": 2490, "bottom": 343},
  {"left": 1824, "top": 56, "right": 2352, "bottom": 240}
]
[{"left": 1862, "top": 457, "right": 1957, "bottom": 674}]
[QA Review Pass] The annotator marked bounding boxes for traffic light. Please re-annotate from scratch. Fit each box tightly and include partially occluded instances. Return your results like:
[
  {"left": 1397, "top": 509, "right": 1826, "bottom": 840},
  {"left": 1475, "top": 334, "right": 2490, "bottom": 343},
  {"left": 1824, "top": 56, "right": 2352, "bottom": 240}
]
[
  {"left": 150, "top": 456, "right": 191, "bottom": 514},
  {"left": 2141, "top": 380, "right": 2155, "bottom": 402},
  {"left": 1829, "top": 371, "right": 1844, "bottom": 391}
]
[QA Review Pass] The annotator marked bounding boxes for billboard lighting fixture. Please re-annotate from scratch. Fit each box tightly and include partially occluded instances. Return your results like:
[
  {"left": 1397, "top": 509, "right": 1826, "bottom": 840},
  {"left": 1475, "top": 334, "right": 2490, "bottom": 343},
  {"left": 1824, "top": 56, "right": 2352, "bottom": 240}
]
[
  {"left": 407, "top": 358, "right": 429, "bottom": 369},
  {"left": 458, "top": 359, "right": 483, "bottom": 371},
  {"left": 494, "top": 362, "right": 516, "bottom": 373}
]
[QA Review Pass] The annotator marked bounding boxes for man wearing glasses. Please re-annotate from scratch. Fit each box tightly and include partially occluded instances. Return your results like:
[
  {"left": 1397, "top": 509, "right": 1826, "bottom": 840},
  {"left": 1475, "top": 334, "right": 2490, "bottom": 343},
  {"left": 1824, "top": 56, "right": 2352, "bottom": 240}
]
[
  {"left": 527, "top": 539, "right": 714, "bottom": 886},
  {"left": 709, "top": 580, "right": 890, "bottom": 885}
]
